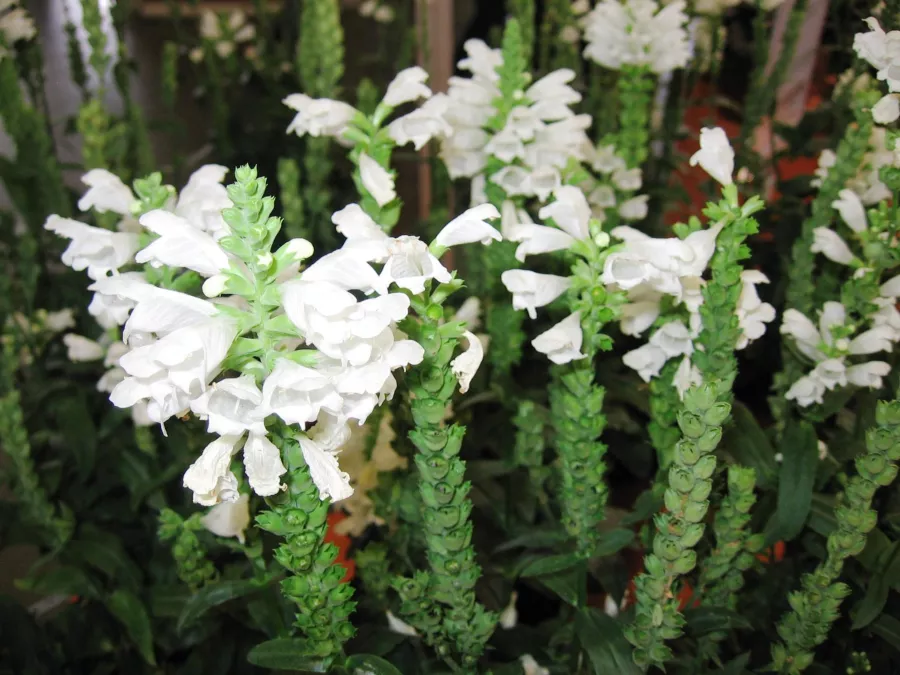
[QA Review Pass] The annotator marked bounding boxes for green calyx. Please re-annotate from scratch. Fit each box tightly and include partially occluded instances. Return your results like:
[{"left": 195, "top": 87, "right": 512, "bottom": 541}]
[
  {"left": 771, "top": 400, "right": 900, "bottom": 674},
  {"left": 257, "top": 434, "right": 356, "bottom": 661},
  {"left": 616, "top": 64, "right": 655, "bottom": 170},
  {"left": 394, "top": 296, "right": 495, "bottom": 670},
  {"left": 158, "top": 509, "right": 218, "bottom": 590},
  {"left": 625, "top": 382, "right": 731, "bottom": 670}
]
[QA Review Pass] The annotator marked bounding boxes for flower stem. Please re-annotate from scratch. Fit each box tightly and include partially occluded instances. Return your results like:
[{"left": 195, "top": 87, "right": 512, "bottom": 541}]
[
  {"left": 616, "top": 64, "right": 655, "bottom": 170},
  {"left": 771, "top": 400, "right": 900, "bottom": 674}
]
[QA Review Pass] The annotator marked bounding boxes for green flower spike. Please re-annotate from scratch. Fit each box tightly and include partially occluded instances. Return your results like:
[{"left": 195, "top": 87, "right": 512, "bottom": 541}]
[
  {"left": 158, "top": 509, "right": 218, "bottom": 590},
  {"left": 771, "top": 400, "right": 900, "bottom": 674},
  {"left": 616, "top": 64, "right": 655, "bottom": 170}
]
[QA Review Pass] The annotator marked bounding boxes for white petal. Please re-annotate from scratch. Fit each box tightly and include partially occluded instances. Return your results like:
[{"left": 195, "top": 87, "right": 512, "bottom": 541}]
[
  {"left": 201, "top": 493, "right": 251, "bottom": 543},
  {"left": 383, "top": 66, "right": 432, "bottom": 107},
  {"left": 537, "top": 185, "right": 591, "bottom": 240},
  {"left": 63, "top": 334, "right": 106, "bottom": 362},
  {"left": 513, "top": 224, "right": 576, "bottom": 261},
  {"left": 622, "top": 343, "right": 668, "bottom": 382},
  {"left": 832, "top": 189, "right": 868, "bottom": 233},
  {"left": 433, "top": 204, "right": 502, "bottom": 247},
  {"left": 298, "top": 432, "right": 353, "bottom": 502},
  {"left": 847, "top": 361, "right": 891, "bottom": 388},
  {"left": 359, "top": 154, "right": 397, "bottom": 207},
  {"left": 501, "top": 269, "right": 570, "bottom": 319},
  {"left": 386, "top": 611, "right": 419, "bottom": 637},
  {"left": 78, "top": 169, "right": 136, "bottom": 215},
  {"left": 873, "top": 94, "right": 900, "bottom": 124},
  {"left": 183, "top": 435, "right": 244, "bottom": 505},
  {"left": 136, "top": 210, "right": 231, "bottom": 277},
  {"left": 450, "top": 331, "right": 483, "bottom": 393},
  {"left": 532, "top": 312, "right": 586, "bottom": 364},
  {"left": 849, "top": 326, "right": 895, "bottom": 355},
  {"left": 880, "top": 275, "right": 900, "bottom": 298},
  {"left": 689, "top": 127, "right": 734, "bottom": 186},
  {"left": 243, "top": 433, "right": 287, "bottom": 497},
  {"left": 810, "top": 228, "right": 855, "bottom": 265}
]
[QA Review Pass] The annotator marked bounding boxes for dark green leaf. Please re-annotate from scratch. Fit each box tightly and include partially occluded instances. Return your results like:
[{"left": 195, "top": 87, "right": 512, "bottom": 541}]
[
  {"left": 853, "top": 541, "right": 900, "bottom": 629},
  {"left": 683, "top": 607, "right": 752, "bottom": 636},
  {"left": 716, "top": 652, "right": 751, "bottom": 675},
  {"left": 535, "top": 564, "right": 587, "bottom": 608},
  {"left": 870, "top": 614, "right": 900, "bottom": 652},
  {"left": 765, "top": 420, "right": 818, "bottom": 543},
  {"left": 466, "top": 460, "right": 515, "bottom": 481},
  {"left": 723, "top": 403, "right": 778, "bottom": 488},
  {"left": 106, "top": 589, "right": 156, "bottom": 666},
  {"left": 148, "top": 585, "right": 191, "bottom": 618},
  {"left": 16, "top": 565, "right": 98, "bottom": 598},
  {"left": 575, "top": 608, "right": 642, "bottom": 675},
  {"left": 806, "top": 493, "right": 838, "bottom": 537},
  {"left": 520, "top": 553, "right": 582, "bottom": 577},
  {"left": 593, "top": 529, "right": 634, "bottom": 558},
  {"left": 494, "top": 529, "right": 569, "bottom": 553},
  {"left": 65, "top": 525, "right": 141, "bottom": 590},
  {"left": 246, "top": 638, "right": 329, "bottom": 671},
  {"left": 621, "top": 489, "right": 663, "bottom": 526},
  {"left": 176, "top": 578, "right": 269, "bottom": 632},
  {"left": 345, "top": 654, "right": 403, "bottom": 675}
]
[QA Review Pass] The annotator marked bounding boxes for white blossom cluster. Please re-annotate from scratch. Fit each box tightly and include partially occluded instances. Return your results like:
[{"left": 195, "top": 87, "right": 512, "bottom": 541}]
[
  {"left": 812, "top": 126, "right": 896, "bottom": 206},
  {"left": 582, "top": 143, "right": 650, "bottom": 222},
  {"left": 582, "top": 0, "right": 692, "bottom": 74},
  {"left": 190, "top": 9, "right": 256, "bottom": 62},
  {"left": 610, "top": 129, "right": 774, "bottom": 396},
  {"left": 781, "top": 190, "right": 900, "bottom": 406},
  {"left": 0, "top": 0, "right": 36, "bottom": 61},
  {"left": 440, "top": 39, "right": 592, "bottom": 202},
  {"left": 357, "top": 0, "right": 395, "bottom": 24},
  {"left": 46, "top": 166, "right": 500, "bottom": 511},
  {"left": 854, "top": 16, "right": 900, "bottom": 124}
]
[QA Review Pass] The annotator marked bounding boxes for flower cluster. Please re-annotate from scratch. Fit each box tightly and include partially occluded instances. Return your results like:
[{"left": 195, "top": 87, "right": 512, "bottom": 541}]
[
  {"left": 612, "top": 129, "right": 775, "bottom": 396},
  {"left": 190, "top": 9, "right": 256, "bottom": 62},
  {"left": 582, "top": 0, "right": 692, "bottom": 74},
  {"left": 440, "top": 38, "right": 592, "bottom": 202},
  {"left": 0, "top": 0, "right": 35, "bottom": 61},
  {"left": 853, "top": 17, "right": 900, "bottom": 124},
  {"left": 357, "top": 0, "right": 395, "bottom": 24}
]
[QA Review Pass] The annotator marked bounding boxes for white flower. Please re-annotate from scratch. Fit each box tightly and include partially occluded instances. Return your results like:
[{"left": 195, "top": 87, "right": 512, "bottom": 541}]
[
  {"left": 532, "top": 312, "right": 586, "bottom": 364},
  {"left": 383, "top": 66, "right": 432, "bottom": 107},
  {"left": 43, "top": 309, "right": 76, "bottom": 332},
  {"left": 78, "top": 169, "right": 136, "bottom": 215},
  {"left": 781, "top": 308, "right": 824, "bottom": 360},
  {"left": 499, "top": 591, "right": 518, "bottom": 629},
  {"left": 63, "top": 334, "right": 105, "bottom": 362},
  {"left": 501, "top": 270, "right": 571, "bottom": 319},
  {"left": 283, "top": 94, "right": 358, "bottom": 138},
  {"left": 538, "top": 186, "right": 591, "bottom": 241},
  {"left": 786, "top": 373, "right": 827, "bottom": 407},
  {"left": 262, "top": 359, "right": 342, "bottom": 428},
  {"left": 454, "top": 297, "right": 482, "bottom": 330},
  {"left": 673, "top": 355, "right": 703, "bottom": 399},
  {"left": 110, "top": 317, "right": 237, "bottom": 424},
  {"left": 298, "top": 413, "right": 353, "bottom": 501},
  {"left": 202, "top": 494, "right": 251, "bottom": 543},
  {"left": 811, "top": 227, "right": 855, "bottom": 265},
  {"left": 603, "top": 594, "right": 619, "bottom": 618},
  {"left": 190, "top": 375, "right": 266, "bottom": 436},
  {"left": 619, "top": 288, "right": 662, "bottom": 336},
  {"left": 689, "top": 127, "right": 734, "bottom": 186},
  {"left": 847, "top": 361, "right": 891, "bottom": 388},
  {"left": 649, "top": 320, "right": 694, "bottom": 358},
  {"left": 302, "top": 249, "right": 388, "bottom": 296},
  {"left": 832, "top": 189, "right": 868, "bottom": 233},
  {"left": 520, "top": 654, "right": 550, "bottom": 675},
  {"left": 592, "top": 144, "right": 627, "bottom": 174},
  {"left": 619, "top": 195, "right": 650, "bottom": 221},
  {"left": 736, "top": 270, "right": 776, "bottom": 349},
  {"left": 526, "top": 70, "right": 581, "bottom": 117},
  {"left": 85, "top": 272, "right": 147, "bottom": 329},
  {"left": 583, "top": 0, "right": 691, "bottom": 74},
  {"left": 387, "top": 93, "right": 453, "bottom": 150},
  {"left": 359, "top": 154, "right": 397, "bottom": 207},
  {"left": 183, "top": 434, "right": 243, "bottom": 505},
  {"left": 881, "top": 275, "right": 900, "bottom": 299},
  {"left": 870, "top": 297, "right": 900, "bottom": 339},
  {"left": 433, "top": 204, "right": 502, "bottom": 248},
  {"left": 174, "top": 164, "right": 233, "bottom": 240},
  {"left": 485, "top": 128, "right": 526, "bottom": 163},
  {"left": 243, "top": 432, "right": 287, "bottom": 497},
  {"left": 873, "top": 94, "right": 900, "bottom": 123},
  {"left": 814, "top": 358, "right": 848, "bottom": 390},
  {"left": 45, "top": 215, "right": 140, "bottom": 279},
  {"left": 490, "top": 165, "right": 532, "bottom": 196},
  {"left": 450, "top": 331, "right": 484, "bottom": 394},
  {"left": 849, "top": 326, "right": 895, "bottom": 355},
  {"left": 623, "top": 343, "right": 668, "bottom": 382},
  {"left": 612, "top": 168, "right": 642, "bottom": 191},
  {"left": 853, "top": 18, "right": 900, "bottom": 93},
  {"left": 136, "top": 210, "right": 231, "bottom": 278},
  {"left": 380, "top": 236, "right": 451, "bottom": 294},
  {"left": 0, "top": 4, "right": 36, "bottom": 48},
  {"left": 513, "top": 224, "right": 577, "bottom": 261},
  {"left": 386, "top": 611, "right": 419, "bottom": 637}
]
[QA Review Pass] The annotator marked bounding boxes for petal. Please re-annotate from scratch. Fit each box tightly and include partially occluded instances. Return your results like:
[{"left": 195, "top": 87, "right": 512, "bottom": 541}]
[
  {"left": 243, "top": 433, "right": 287, "bottom": 497},
  {"left": 450, "top": 330, "right": 484, "bottom": 393}
]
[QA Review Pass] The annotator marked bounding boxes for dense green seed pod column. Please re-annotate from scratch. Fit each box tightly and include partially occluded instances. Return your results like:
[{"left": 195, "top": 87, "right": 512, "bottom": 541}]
[
  {"left": 771, "top": 401, "right": 900, "bottom": 674},
  {"left": 394, "top": 297, "right": 495, "bottom": 671},
  {"left": 158, "top": 510, "right": 219, "bottom": 590},
  {"left": 648, "top": 361, "right": 682, "bottom": 470},
  {"left": 696, "top": 466, "right": 762, "bottom": 659},
  {"left": 616, "top": 64, "right": 655, "bottom": 170},
  {"left": 257, "top": 434, "right": 356, "bottom": 660},
  {"left": 625, "top": 383, "right": 731, "bottom": 669}
]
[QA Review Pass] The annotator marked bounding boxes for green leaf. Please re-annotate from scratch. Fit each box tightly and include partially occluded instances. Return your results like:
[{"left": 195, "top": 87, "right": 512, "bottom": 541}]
[
  {"left": 148, "top": 585, "right": 190, "bottom": 618},
  {"left": 575, "top": 608, "right": 642, "bottom": 675},
  {"left": 723, "top": 403, "right": 777, "bottom": 488},
  {"left": 345, "top": 654, "right": 403, "bottom": 675},
  {"left": 466, "top": 459, "right": 515, "bottom": 481},
  {"left": 106, "top": 589, "right": 156, "bottom": 666},
  {"left": 621, "top": 489, "right": 664, "bottom": 526},
  {"left": 176, "top": 578, "right": 268, "bottom": 632},
  {"left": 853, "top": 540, "right": 900, "bottom": 629},
  {"left": 520, "top": 553, "right": 582, "bottom": 577},
  {"left": 494, "top": 529, "right": 569, "bottom": 553},
  {"left": 65, "top": 525, "right": 142, "bottom": 590},
  {"left": 246, "top": 639, "right": 329, "bottom": 671},
  {"left": 535, "top": 563, "right": 587, "bottom": 608},
  {"left": 16, "top": 565, "right": 98, "bottom": 598},
  {"left": 593, "top": 529, "right": 635, "bottom": 558},
  {"left": 683, "top": 607, "right": 752, "bottom": 636},
  {"left": 871, "top": 614, "right": 900, "bottom": 652},
  {"left": 765, "top": 420, "right": 818, "bottom": 543},
  {"left": 716, "top": 652, "right": 751, "bottom": 674}
]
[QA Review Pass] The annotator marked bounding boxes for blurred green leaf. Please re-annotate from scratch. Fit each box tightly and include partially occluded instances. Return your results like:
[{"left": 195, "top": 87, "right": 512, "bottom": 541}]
[
  {"left": 247, "top": 638, "right": 329, "bottom": 671},
  {"left": 106, "top": 589, "right": 156, "bottom": 665},
  {"left": 345, "top": 654, "right": 403, "bottom": 675},
  {"left": 575, "top": 608, "right": 641, "bottom": 675},
  {"left": 177, "top": 578, "right": 270, "bottom": 633},
  {"left": 723, "top": 403, "right": 777, "bottom": 488},
  {"left": 765, "top": 420, "right": 818, "bottom": 543}
]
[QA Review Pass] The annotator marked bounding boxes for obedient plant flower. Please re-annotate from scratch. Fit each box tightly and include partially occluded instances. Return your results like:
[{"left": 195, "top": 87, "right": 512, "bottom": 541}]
[
  {"left": 0, "top": 0, "right": 36, "bottom": 60},
  {"left": 582, "top": 0, "right": 692, "bottom": 74},
  {"left": 532, "top": 312, "right": 587, "bottom": 364},
  {"left": 79, "top": 169, "right": 138, "bottom": 215},
  {"left": 736, "top": 271, "right": 777, "bottom": 349},
  {"left": 501, "top": 270, "right": 571, "bottom": 319},
  {"left": 284, "top": 94, "right": 358, "bottom": 138},
  {"left": 201, "top": 494, "right": 251, "bottom": 543},
  {"left": 689, "top": 127, "right": 735, "bottom": 186},
  {"left": 191, "top": 9, "right": 256, "bottom": 61},
  {"left": 44, "top": 216, "right": 140, "bottom": 280},
  {"left": 63, "top": 334, "right": 107, "bottom": 362},
  {"left": 136, "top": 211, "right": 231, "bottom": 279},
  {"left": 854, "top": 18, "right": 900, "bottom": 94},
  {"left": 811, "top": 228, "right": 856, "bottom": 265},
  {"left": 358, "top": 153, "right": 397, "bottom": 207},
  {"left": 382, "top": 65, "right": 432, "bottom": 107},
  {"left": 387, "top": 94, "right": 453, "bottom": 150},
  {"left": 451, "top": 331, "right": 485, "bottom": 394}
]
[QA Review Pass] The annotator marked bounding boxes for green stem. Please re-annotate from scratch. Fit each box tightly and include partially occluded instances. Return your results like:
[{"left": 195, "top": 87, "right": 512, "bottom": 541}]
[{"left": 616, "top": 65, "right": 655, "bottom": 170}]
